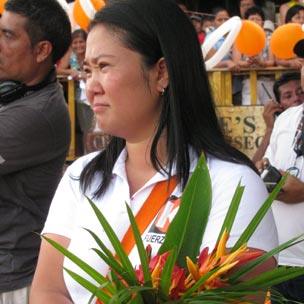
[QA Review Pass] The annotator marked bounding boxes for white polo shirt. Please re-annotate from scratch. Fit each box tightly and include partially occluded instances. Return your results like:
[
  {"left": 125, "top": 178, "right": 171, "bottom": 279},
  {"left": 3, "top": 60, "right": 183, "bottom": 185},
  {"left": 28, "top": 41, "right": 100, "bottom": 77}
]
[
  {"left": 43, "top": 148, "right": 278, "bottom": 304},
  {"left": 265, "top": 104, "right": 304, "bottom": 267}
]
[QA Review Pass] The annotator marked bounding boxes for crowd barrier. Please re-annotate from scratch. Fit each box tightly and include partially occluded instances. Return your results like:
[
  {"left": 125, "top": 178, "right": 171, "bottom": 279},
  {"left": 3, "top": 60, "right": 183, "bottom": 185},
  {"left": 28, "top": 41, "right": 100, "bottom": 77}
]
[
  {"left": 209, "top": 67, "right": 296, "bottom": 158},
  {"left": 59, "top": 67, "right": 297, "bottom": 160},
  {"left": 208, "top": 67, "right": 295, "bottom": 106}
]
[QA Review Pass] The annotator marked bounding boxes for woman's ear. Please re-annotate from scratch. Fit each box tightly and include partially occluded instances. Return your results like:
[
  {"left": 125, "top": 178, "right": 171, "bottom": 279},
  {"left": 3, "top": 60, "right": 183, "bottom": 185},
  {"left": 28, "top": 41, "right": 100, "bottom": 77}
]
[
  {"left": 34, "top": 41, "right": 53, "bottom": 63},
  {"left": 156, "top": 57, "right": 169, "bottom": 94}
]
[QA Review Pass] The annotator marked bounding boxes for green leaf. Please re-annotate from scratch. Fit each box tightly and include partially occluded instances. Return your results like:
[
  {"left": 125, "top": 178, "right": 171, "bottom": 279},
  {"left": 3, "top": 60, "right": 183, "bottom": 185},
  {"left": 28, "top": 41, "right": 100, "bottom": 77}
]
[
  {"left": 160, "top": 248, "right": 178, "bottom": 296},
  {"left": 63, "top": 267, "right": 112, "bottom": 302},
  {"left": 116, "top": 286, "right": 154, "bottom": 304},
  {"left": 270, "top": 290, "right": 292, "bottom": 304},
  {"left": 107, "top": 271, "right": 141, "bottom": 304},
  {"left": 87, "top": 197, "right": 138, "bottom": 284},
  {"left": 159, "top": 153, "right": 212, "bottom": 268},
  {"left": 232, "top": 174, "right": 287, "bottom": 251},
  {"left": 84, "top": 228, "right": 138, "bottom": 286},
  {"left": 42, "top": 235, "right": 114, "bottom": 294},
  {"left": 92, "top": 248, "right": 134, "bottom": 285},
  {"left": 186, "top": 289, "right": 261, "bottom": 303},
  {"left": 227, "top": 266, "right": 304, "bottom": 291},
  {"left": 84, "top": 227, "right": 117, "bottom": 261},
  {"left": 125, "top": 203, "right": 152, "bottom": 286},
  {"left": 185, "top": 289, "right": 252, "bottom": 303},
  {"left": 108, "top": 290, "right": 132, "bottom": 304},
  {"left": 108, "top": 269, "right": 125, "bottom": 292},
  {"left": 188, "top": 301, "right": 234, "bottom": 304},
  {"left": 216, "top": 181, "right": 244, "bottom": 244},
  {"left": 181, "top": 267, "right": 220, "bottom": 299},
  {"left": 188, "top": 301, "right": 228, "bottom": 304},
  {"left": 229, "top": 234, "right": 304, "bottom": 283}
]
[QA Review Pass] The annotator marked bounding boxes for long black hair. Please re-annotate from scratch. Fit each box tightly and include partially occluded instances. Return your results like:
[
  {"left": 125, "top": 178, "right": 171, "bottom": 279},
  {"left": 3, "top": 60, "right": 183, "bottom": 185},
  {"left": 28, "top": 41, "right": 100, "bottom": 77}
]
[{"left": 80, "top": 0, "right": 257, "bottom": 198}]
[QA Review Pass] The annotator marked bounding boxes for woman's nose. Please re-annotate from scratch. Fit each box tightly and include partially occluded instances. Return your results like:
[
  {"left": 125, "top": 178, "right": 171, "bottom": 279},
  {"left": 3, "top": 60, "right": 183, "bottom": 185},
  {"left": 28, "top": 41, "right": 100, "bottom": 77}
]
[{"left": 86, "top": 73, "right": 104, "bottom": 98}]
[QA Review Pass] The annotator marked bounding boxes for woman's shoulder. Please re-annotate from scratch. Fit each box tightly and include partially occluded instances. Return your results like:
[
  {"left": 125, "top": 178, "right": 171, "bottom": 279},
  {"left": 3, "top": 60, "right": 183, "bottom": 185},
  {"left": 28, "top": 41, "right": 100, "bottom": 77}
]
[
  {"left": 206, "top": 155, "right": 265, "bottom": 193},
  {"left": 203, "top": 155, "right": 269, "bottom": 206},
  {"left": 207, "top": 155, "right": 257, "bottom": 178},
  {"left": 190, "top": 150, "right": 259, "bottom": 186}
]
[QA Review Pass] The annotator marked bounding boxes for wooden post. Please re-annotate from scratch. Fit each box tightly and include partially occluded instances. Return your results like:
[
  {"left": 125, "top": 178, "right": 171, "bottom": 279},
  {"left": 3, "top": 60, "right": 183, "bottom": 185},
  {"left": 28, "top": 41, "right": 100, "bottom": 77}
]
[
  {"left": 66, "top": 79, "right": 76, "bottom": 161},
  {"left": 249, "top": 70, "right": 257, "bottom": 105}
]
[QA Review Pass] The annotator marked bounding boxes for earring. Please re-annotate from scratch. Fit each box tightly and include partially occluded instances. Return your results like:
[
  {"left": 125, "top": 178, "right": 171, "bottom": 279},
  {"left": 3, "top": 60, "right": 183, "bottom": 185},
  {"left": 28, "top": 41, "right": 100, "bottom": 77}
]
[{"left": 160, "top": 87, "right": 165, "bottom": 96}]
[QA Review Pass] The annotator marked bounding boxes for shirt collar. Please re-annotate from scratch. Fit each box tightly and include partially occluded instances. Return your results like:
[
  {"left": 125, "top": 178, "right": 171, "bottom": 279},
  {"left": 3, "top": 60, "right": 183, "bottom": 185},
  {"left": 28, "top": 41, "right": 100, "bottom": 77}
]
[{"left": 112, "top": 146, "right": 199, "bottom": 184}]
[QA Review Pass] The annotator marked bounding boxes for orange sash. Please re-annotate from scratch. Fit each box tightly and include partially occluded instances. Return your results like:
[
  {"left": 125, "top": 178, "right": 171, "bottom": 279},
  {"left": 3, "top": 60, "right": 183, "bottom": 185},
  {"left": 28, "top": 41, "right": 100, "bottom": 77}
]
[
  {"left": 121, "top": 177, "right": 177, "bottom": 255},
  {"left": 96, "top": 178, "right": 178, "bottom": 304}
]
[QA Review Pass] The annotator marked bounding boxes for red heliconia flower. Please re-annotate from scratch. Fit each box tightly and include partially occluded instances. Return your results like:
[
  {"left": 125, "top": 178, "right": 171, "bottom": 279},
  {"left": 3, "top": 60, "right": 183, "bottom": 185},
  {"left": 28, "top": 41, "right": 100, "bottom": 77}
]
[
  {"left": 185, "top": 230, "right": 264, "bottom": 293},
  {"left": 150, "top": 252, "right": 170, "bottom": 288},
  {"left": 205, "top": 276, "right": 228, "bottom": 289},
  {"left": 135, "top": 267, "right": 145, "bottom": 284},
  {"left": 234, "top": 249, "right": 263, "bottom": 268},
  {"left": 135, "top": 249, "right": 188, "bottom": 300},
  {"left": 198, "top": 247, "right": 209, "bottom": 267},
  {"left": 135, "top": 245, "right": 154, "bottom": 284},
  {"left": 125, "top": 232, "right": 264, "bottom": 302},
  {"left": 149, "top": 251, "right": 170, "bottom": 270},
  {"left": 135, "top": 251, "right": 170, "bottom": 286},
  {"left": 169, "top": 266, "right": 186, "bottom": 299}
]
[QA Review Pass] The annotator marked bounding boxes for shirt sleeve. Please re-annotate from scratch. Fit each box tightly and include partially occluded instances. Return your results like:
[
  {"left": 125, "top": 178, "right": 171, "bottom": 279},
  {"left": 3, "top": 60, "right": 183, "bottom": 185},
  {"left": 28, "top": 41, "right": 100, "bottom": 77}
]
[
  {"left": 42, "top": 163, "right": 80, "bottom": 238},
  {"left": 264, "top": 116, "right": 280, "bottom": 163},
  {"left": 202, "top": 158, "right": 278, "bottom": 253},
  {"left": 0, "top": 105, "right": 54, "bottom": 175},
  {"left": 43, "top": 152, "right": 102, "bottom": 239}
]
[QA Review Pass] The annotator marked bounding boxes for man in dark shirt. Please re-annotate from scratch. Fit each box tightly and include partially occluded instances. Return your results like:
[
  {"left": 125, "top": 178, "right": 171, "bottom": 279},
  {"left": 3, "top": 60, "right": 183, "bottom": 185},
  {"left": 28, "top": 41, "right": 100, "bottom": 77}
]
[{"left": 0, "top": 0, "right": 71, "bottom": 302}]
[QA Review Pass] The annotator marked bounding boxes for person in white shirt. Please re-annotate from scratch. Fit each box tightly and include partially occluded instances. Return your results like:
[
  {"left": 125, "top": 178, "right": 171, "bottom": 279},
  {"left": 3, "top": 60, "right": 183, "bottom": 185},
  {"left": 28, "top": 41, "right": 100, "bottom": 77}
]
[
  {"left": 259, "top": 104, "right": 304, "bottom": 303},
  {"left": 253, "top": 72, "right": 304, "bottom": 164},
  {"left": 30, "top": 0, "right": 278, "bottom": 303}
]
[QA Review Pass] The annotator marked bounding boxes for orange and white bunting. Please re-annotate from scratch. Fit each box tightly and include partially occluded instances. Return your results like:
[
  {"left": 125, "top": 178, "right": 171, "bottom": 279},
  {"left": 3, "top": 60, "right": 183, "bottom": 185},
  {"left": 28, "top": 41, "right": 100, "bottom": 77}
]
[
  {"left": 0, "top": 0, "right": 7, "bottom": 15},
  {"left": 73, "top": 0, "right": 105, "bottom": 30}
]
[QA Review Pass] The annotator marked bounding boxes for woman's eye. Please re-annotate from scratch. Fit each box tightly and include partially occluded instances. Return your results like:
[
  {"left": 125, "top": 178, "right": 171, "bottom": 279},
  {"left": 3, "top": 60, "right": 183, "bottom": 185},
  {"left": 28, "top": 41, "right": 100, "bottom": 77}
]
[
  {"left": 83, "top": 68, "right": 91, "bottom": 77},
  {"left": 98, "top": 63, "right": 108, "bottom": 70}
]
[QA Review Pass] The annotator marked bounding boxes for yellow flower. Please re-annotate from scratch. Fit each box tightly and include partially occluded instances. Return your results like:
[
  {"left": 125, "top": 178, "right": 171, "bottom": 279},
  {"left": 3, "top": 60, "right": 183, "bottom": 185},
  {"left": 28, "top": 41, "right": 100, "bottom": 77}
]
[{"left": 183, "top": 230, "right": 262, "bottom": 293}]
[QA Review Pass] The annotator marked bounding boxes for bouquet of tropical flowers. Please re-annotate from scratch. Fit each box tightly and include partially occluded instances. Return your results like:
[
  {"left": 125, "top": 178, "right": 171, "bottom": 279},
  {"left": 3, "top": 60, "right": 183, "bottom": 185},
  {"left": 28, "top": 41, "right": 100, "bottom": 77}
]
[{"left": 44, "top": 154, "right": 304, "bottom": 303}]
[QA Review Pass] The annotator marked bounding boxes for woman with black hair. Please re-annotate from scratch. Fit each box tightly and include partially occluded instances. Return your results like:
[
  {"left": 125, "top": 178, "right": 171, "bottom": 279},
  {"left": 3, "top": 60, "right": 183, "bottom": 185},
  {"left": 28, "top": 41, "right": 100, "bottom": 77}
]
[
  {"left": 58, "top": 29, "right": 95, "bottom": 154},
  {"left": 279, "top": 1, "right": 304, "bottom": 25},
  {"left": 30, "top": 0, "right": 278, "bottom": 302},
  {"left": 285, "top": 3, "right": 304, "bottom": 23}
]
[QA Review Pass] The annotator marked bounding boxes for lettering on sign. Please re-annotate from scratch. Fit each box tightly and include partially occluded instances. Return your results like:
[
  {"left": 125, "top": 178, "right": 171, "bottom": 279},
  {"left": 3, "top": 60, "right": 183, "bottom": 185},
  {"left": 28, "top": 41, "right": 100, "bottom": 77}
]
[{"left": 216, "top": 106, "right": 266, "bottom": 158}]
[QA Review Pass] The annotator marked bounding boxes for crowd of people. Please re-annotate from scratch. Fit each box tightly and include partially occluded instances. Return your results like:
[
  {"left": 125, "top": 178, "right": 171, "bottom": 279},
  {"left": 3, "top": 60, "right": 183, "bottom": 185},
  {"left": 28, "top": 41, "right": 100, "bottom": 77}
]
[
  {"left": 0, "top": 0, "right": 304, "bottom": 303},
  {"left": 55, "top": 0, "right": 304, "bottom": 152},
  {"left": 189, "top": 8, "right": 304, "bottom": 301},
  {"left": 189, "top": 0, "right": 304, "bottom": 106}
]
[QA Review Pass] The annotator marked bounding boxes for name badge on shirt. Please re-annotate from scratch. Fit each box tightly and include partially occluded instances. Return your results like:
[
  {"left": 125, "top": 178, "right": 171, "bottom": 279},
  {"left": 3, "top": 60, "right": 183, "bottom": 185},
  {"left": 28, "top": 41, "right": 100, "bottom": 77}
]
[{"left": 144, "top": 197, "right": 181, "bottom": 245}]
